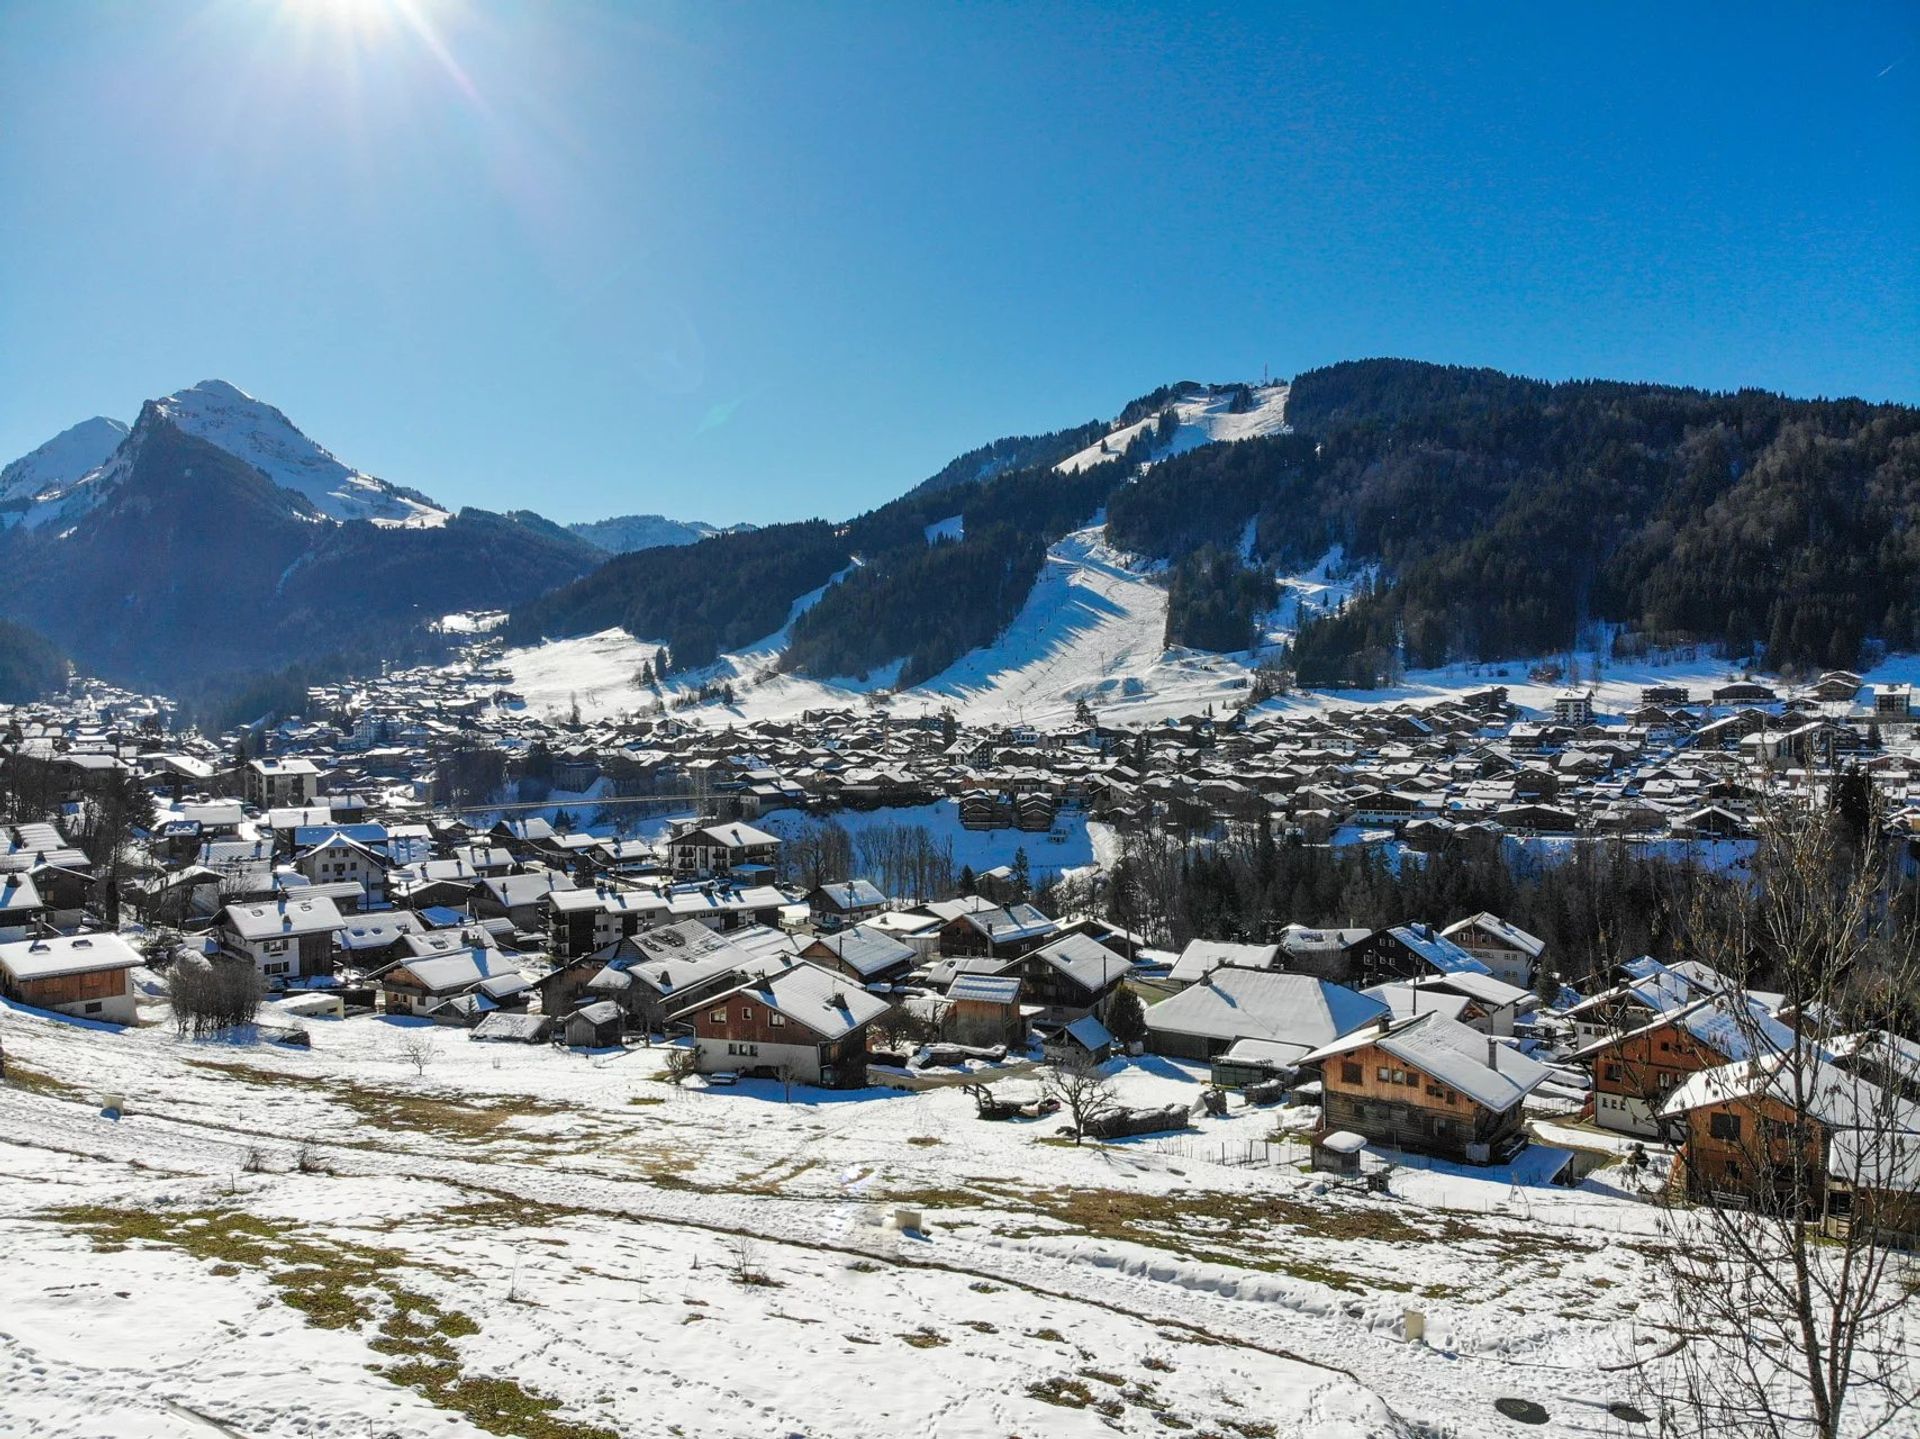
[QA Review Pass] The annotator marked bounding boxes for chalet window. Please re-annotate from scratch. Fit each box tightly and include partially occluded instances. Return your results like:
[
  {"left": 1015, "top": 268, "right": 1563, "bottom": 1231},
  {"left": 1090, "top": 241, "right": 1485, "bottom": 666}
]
[
  {"left": 1426, "top": 1083, "right": 1443, "bottom": 1098},
  {"left": 1602, "top": 1063, "right": 1621, "bottom": 1082},
  {"left": 741, "top": 1007, "right": 754, "bottom": 1021},
  {"left": 710, "top": 1009, "right": 726, "bottom": 1023},
  {"left": 1403, "top": 1072, "right": 1419, "bottom": 1088},
  {"left": 770, "top": 1014, "right": 786, "bottom": 1027},
  {"left": 265, "top": 939, "right": 289, "bottom": 956},
  {"left": 1377, "top": 1066, "right": 1391, "bottom": 1082},
  {"left": 83, "top": 1001, "right": 102, "bottom": 1014},
  {"left": 1342, "top": 1062, "right": 1363, "bottom": 1084},
  {"left": 1445, "top": 1089, "right": 1457, "bottom": 1104},
  {"left": 265, "top": 962, "right": 290, "bottom": 976},
  {"left": 1708, "top": 1112, "right": 1742, "bottom": 1142}
]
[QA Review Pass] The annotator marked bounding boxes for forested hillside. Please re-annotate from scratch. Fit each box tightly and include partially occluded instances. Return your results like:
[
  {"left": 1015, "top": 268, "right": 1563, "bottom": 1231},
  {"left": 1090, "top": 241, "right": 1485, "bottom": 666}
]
[
  {"left": 1110, "top": 360, "right": 1920, "bottom": 681},
  {"left": 510, "top": 360, "right": 1918, "bottom": 693}
]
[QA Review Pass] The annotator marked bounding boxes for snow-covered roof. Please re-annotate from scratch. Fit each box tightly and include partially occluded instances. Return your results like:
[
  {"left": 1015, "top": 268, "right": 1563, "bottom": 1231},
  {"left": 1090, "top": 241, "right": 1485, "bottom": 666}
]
[
  {"left": 1660, "top": 1050, "right": 1920, "bottom": 1134},
  {"left": 398, "top": 947, "right": 523, "bottom": 996},
  {"left": 221, "top": 895, "right": 346, "bottom": 940},
  {"left": 1301, "top": 1012, "right": 1552, "bottom": 1113},
  {"left": 813, "top": 879, "right": 887, "bottom": 910},
  {"left": 1359, "top": 983, "right": 1472, "bottom": 1025},
  {"left": 1386, "top": 924, "right": 1492, "bottom": 977},
  {"left": 1440, "top": 911, "right": 1544, "bottom": 957},
  {"left": 1025, "top": 932, "right": 1129, "bottom": 991},
  {"left": 1167, "top": 939, "right": 1279, "bottom": 986},
  {"left": 1147, "top": 969, "right": 1390, "bottom": 1055},
  {"left": 805, "top": 927, "right": 915, "bottom": 978},
  {"left": 711, "top": 960, "right": 891, "bottom": 1040},
  {"left": 947, "top": 973, "right": 1021, "bottom": 1006},
  {"left": 0, "top": 931, "right": 143, "bottom": 981},
  {"left": 1408, "top": 970, "right": 1535, "bottom": 1010}
]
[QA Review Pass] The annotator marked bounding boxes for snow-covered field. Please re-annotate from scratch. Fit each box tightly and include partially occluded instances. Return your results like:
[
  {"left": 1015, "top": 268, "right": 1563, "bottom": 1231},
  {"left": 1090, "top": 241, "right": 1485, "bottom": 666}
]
[
  {"left": 757, "top": 801, "right": 1100, "bottom": 886},
  {"left": 8, "top": 992, "right": 1882, "bottom": 1439}
]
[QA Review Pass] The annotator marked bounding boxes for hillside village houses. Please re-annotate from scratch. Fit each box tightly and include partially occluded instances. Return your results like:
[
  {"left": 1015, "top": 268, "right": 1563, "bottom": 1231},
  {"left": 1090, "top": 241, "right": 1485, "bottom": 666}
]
[{"left": 0, "top": 651, "right": 1910, "bottom": 1253}]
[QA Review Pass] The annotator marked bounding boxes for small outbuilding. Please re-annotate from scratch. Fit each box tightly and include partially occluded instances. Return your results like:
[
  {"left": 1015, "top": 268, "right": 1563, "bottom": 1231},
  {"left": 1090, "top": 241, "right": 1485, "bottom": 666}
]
[
  {"left": 564, "top": 1000, "right": 625, "bottom": 1050},
  {"left": 1312, "top": 1129, "right": 1367, "bottom": 1176}
]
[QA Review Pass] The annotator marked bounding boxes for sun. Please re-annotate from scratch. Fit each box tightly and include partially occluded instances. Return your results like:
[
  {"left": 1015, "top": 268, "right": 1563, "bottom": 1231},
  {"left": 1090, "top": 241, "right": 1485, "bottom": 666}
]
[{"left": 278, "top": 0, "right": 416, "bottom": 41}]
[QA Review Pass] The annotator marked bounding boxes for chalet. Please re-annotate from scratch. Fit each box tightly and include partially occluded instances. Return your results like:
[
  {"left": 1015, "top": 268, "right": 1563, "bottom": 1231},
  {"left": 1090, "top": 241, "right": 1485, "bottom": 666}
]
[
  {"left": 0, "top": 931, "right": 142, "bottom": 1024},
  {"left": 1144, "top": 969, "right": 1389, "bottom": 1063},
  {"left": 376, "top": 946, "right": 531, "bottom": 1021},
  {"left": 796, "top": 927, "right": 916, "bottom": 988},
  {"left": 938, "top": 903, "right": 1057, "bottom": 959},
  {"left": 1347, "top": 922, "right": 1491, "bottom": 988},
  {"left": 1438, "top": 912, "right": 1543, "bottom": 988},
  {"left": 997, "top": 931, "right": 1129, "bottom": 1014},
  {"left": 1661, "top": 1053, "right": 1920, "bottom": 1226},
  {"left": 1399, "top": 971, "right": 1535, "bottom": 1037},
  {"left": 292, "top": 831, "right": 390, "bottom": 910},
  {"left": 807, "top": 879, "right": 887, "bottom": 931},
  {"left": 687, "top": 960, "right": 891, "bottom": 1087},
  {"left": 1573, "top": 992, "right": 1795, "bottom": 1137},
  {"left": 563, "top": 1000, "right": 625, "bottom": 1049},
  {"left": 216, "top": 896, "right": 347, "bottom": 984},
  {"left": 535, "top": 920, "right": 768, "bottom": 1031},
  {"left": 942, "top": 972, "right": 1026, "bottom": 1048},
  {"left": 0, "top": 874, "right": 47, "bottom": 942},
  {"left": 244, "top": 756, "right": 321, "bottom": 809},
  {"left": 1712, "top": 681, "right": 1778, "bottom": 705},
  {"left": 1274, "top": 924, "right": 1370, "bottom": 982},
  {"left": 669, "top": 821, "right": 780, "bottom": 879},
  {"left": 1302, "top": 1012, "right": 1552, "bottom": 1164}
]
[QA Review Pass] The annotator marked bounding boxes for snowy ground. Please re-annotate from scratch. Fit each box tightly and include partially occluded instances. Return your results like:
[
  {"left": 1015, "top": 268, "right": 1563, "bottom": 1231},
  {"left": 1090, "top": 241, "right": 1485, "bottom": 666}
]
[{"left": 8, "top": 995, "right": 1896, "bottom": 1438}]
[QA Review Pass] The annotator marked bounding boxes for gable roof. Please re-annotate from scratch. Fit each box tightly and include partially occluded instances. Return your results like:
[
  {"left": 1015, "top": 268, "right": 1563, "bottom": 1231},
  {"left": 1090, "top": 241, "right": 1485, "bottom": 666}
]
[
  {"left": 1024, "top": 932, "right": 1129, "bottom": 991},
  {"left": 1440, "top": 911, "right": 1545, "bottom": 957},
  {"left": 0, "top": 931, "right": 143, "bottom": 981},
  {"left": 702, "top": 960, "right": 891, "bottom": 1040},
  {"left": 220, "top": 895, "right": 346, "bottom": 940},
  {"left": 1167, "top": 939, "right": 1280, "bottom": 986},
  {"left": 1301, "top": 1011, "right": 1552, "bottom": 1112},
  {"left": 802, "top": 926, "right": 915, "bottom": 979},
  {"left": 1147, "top": 969, "right": 1390, "bottom": 1057}
]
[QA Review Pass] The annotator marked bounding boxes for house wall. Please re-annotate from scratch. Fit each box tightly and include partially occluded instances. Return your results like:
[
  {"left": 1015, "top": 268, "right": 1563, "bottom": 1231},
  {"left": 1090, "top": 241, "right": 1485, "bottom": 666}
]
[
  {"left": 690, "top": 999, "right": 867, "bottom": 1086},
  {"left": 1680, "top": 1095, "right": 1827, "bottom": 1207},
  {"left": 1143, "top": 1025, "right": 1222, "bottom": 1062},
  {"left": 1319, "top": 1040, "right": 1519, "bottom": 1163},
  {"left": 945, "top": 999, "right": 1024, "bottom": 1049},
  {"left": 1590, "top": 1020, "right": 1727, "bottom": 1137},
  {"left": 4, "top": 966, "right": 135, "bottom": 1024}
]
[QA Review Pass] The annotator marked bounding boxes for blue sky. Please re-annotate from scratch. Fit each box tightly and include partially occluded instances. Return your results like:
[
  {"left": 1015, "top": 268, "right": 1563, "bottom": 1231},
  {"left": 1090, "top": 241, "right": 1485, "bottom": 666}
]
[{"left": 2, "top": 2, "right": 1915, "bottom": 525}]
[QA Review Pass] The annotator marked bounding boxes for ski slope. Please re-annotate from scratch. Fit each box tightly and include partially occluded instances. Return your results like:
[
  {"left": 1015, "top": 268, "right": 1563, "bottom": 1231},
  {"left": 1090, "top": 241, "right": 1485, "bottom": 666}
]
[
  {"left": 499, "top": 525, "right": 1372, "bottom": 729},
  {"left": 1054, "top": 382, "right": 1291, "bottom": 474}
]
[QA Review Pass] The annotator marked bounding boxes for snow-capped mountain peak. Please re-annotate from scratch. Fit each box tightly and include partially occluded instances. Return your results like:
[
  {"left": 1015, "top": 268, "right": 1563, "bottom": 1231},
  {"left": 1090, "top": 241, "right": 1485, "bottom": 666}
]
[
  {"left": 151, "top": 379, "right": 448, "bottom": 527},
  {"left": 0, "top": 416, "right": 129, "bottom": 527}
]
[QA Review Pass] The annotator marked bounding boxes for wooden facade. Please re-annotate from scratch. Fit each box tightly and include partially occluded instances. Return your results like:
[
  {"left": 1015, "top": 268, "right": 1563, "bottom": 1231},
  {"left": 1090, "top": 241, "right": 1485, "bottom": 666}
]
[
  {"left": 690, "top": 997, "right": 871, "bottom": 1088},
  {"left": 1319, "top": 1039, "right": 1524, "bottom": 1164},
  {"left": 1585, "top": 1016, "right": 1731, "bottom": 1138}
]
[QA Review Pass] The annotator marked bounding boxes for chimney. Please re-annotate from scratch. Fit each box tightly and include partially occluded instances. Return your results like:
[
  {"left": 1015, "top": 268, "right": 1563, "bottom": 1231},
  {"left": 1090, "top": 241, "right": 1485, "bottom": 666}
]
[{"left": 1487, "top": 1035, "right": 1498, "bottom": 1070}]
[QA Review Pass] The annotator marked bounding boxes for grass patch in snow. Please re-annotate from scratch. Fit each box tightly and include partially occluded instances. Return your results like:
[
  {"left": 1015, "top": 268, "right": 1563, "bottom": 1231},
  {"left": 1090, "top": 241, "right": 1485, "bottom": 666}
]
[
  {"left": 2, "top": 1062, "right": 83, "bottom": 1099},
  {"left": 43, "top": 1203, "right": 613, "bottom": 1439},
  {"left": 187, "top": 1060, "right": 571, "bottom": 1148}
]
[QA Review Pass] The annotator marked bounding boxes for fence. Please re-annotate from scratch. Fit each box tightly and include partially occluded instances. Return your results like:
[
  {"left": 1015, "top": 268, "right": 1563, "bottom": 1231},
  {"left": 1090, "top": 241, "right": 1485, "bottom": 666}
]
[{"left": 1149, "top": 1134, "right": 1311, "bottom": 1169}]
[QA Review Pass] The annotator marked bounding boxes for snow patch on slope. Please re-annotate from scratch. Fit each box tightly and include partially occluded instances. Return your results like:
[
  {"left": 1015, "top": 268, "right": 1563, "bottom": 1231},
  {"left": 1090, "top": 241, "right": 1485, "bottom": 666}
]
[{"left": 1055, "top": 382, "right": 1291, "bottom": 475}]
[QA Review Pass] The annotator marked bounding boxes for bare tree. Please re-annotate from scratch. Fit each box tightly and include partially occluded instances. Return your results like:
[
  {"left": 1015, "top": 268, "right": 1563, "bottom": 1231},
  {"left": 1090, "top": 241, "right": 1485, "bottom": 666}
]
[
  {"left": 1644, "top": 793, "right": 1920, "bottom": 1439},
  {"left": 660, "top": 1045, "right": 699, "bottom": 1087},
  {"left": 1044, "top": 1054, "right": 1120, "bottom": 1145},
  {"left": 395, "top": 1030, "right": 439, "bottom": 1077},
  {"left": 168, "top": 955, "right": 264, "bottom": 1038}
]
